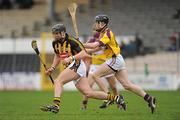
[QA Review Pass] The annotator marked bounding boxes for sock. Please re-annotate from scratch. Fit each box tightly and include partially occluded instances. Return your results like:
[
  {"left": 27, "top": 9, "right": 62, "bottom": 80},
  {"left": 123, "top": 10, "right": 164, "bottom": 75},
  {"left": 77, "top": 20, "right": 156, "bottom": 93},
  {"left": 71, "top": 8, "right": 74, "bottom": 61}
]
[
  {"left": 82, "top": 100, "right": 88, "bottom": 105},
  {"left": 53, "top": 97, "right": 60, "bottom": 107},
  {"left": 107, "top": 93, "right": 119, "bottom": 101},
  {"left": 144, "top": 94, "right": 151, "bottom": 103}
]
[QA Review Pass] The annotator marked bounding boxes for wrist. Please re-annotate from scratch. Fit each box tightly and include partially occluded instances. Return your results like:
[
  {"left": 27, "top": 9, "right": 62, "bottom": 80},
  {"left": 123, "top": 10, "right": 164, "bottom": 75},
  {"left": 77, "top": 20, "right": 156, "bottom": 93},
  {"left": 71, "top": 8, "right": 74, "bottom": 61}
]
[
  {"left": 51, "top": 66, "right": 56, "bottom": 71},
  {"left": 70, "top": 56, "right": 75, "bottom": 61}
]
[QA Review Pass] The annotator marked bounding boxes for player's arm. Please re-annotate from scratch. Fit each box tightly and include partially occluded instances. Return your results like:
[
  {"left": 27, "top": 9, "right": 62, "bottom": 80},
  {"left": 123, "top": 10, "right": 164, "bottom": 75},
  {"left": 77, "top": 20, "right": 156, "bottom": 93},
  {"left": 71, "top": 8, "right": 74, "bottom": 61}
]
[
  {"left": 51, "top": 54, "right": 61, "bottom": 68},
  {"left": 45, "top": 54, "right": 60, "bottom": 75},
  {"left": 83, "top": 41, "right": 100, "bottom": 49},
  {"left": 74, "top": 50, "right": 91, "bottom": 60},
  {"left": 86, "top": 47, "right": 101, "bottom": 54},
  {"left": 62, "top": 50, "right": 91, "bottom": 65},
  {"left": 84, "top": 34, "right": 110, "bottom": 49},
  {"left": 50, "top": 41, "right": 61, "bottom": 69},
  {"left": 45, "top": 39, "right": 61, "bottom": 75}
]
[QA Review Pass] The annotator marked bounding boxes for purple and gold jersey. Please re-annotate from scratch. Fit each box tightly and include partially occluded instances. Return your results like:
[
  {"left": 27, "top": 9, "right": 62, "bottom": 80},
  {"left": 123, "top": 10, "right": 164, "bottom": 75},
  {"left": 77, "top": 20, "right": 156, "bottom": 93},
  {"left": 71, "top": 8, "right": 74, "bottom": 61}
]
[{"left": 98, "top": 28, "right": 120, "bottom": 57}]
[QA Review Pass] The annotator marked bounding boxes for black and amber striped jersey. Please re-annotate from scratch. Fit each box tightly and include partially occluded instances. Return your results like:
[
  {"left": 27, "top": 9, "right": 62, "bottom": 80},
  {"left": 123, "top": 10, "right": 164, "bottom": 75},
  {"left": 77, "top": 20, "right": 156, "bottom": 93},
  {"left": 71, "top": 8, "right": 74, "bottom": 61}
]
[{"left": 52, "top": 33, "right": 84, "bottom": 59}]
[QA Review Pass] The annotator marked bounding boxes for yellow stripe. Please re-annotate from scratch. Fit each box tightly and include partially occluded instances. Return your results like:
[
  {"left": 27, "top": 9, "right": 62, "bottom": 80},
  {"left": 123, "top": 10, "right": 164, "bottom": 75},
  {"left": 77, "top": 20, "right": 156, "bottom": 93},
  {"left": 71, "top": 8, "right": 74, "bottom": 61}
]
[
  {"left": 69, "top": 36, "right": 84, "bottom": 50},
  {"left": 68, "top": 43, "right": 71, "bottom": 55},
  {"left": 107, "top": 94, "right": 110, "bottom": 100},
  {"left": 111, "top": 95, "right": 114, "bottom": 101},
  {"left": 53, "top": 103, "right": 60, "bottom": 106},
  {"left": 114, "top": 96, "right": 118, "bottom": 101},
  {"left": 54, "top": 97, "right": 60, "bottom": 101}
]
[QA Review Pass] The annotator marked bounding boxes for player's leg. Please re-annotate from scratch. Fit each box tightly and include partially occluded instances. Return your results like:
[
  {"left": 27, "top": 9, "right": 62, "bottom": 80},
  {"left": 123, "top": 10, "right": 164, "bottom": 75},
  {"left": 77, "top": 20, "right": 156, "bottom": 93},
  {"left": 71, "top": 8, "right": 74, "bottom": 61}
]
[
  {"left": 99, "top": 75, "right": 117, "bottom": 108},
  {"left": 88, "top": 63, "right": 126, "bottom": 109},
  {"left": 81, "top": 64, "right": 109, "bottom": 110},
  {"left": 81, "top": 74, "right": 95, "bottom": 110},
  {"left": 115, "top": 69, "right": 156, "bottom": 114},
  {"left": 88, "top": 73, "right": 109, "bottom": 93},
  {"left": 106, "top": 76, "right": 126, "bottom": 109},
  {"left": 76, "top": 77, "right": 107, "bottom": 100},
  {"left": 89, "top": 63, "right": 114, "bottom": 92},
  {"left": 107, "top": 75, "right": 127, "bottom": 110},
  {"left": 94, "top": 69, "right": 126, "bottom": 110},
  {"left": 81, "top": 95, "right": 88, "bottom": 110},
  {"left": 87, "top": 64, "right": 116, "bottom": 109},
  {"left": 76, "top": 77, "right": 122, "bottom": 104},
  {"left": 99, "top": 72, "right": 126, "bottom": 110},
  {"left": 106, "top": 76, "right": 118, "bottom": 95},
  {"left": 41, "top": 68, "right": 81, "bottom": 113},
  {"left": 86, "top": 63, "right": 111, "bottom": 92},
  {"left": 115, "top": 70, "right": 146, "bottom": 96}
]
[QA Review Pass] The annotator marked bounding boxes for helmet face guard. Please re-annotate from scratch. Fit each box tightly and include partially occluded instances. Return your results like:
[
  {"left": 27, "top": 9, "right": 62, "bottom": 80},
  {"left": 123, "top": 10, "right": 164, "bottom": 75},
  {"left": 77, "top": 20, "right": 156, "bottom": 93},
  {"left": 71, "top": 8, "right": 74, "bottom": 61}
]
[
  {"left": 52, "top": 24, "right": 66, "bottom": 33},
  {"left": 95, "top": 15, "right": 109, "bottom": 25}
]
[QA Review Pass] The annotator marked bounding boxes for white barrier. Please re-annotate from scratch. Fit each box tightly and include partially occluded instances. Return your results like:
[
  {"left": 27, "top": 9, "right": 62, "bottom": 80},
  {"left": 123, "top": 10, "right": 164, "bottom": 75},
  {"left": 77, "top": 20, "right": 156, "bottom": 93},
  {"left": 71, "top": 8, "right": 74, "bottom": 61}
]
[
  {"left": 93, "top": 73, "right": 180, "bottom": 91},
  {"left": 0, "top": 72, "right": 41, "bottom": 90},
  {"left": 127, "top": 73, "right": 179, "bottom": 90},
  {"left": 0, "top": 72, "right": 179, "bottom": 91}
]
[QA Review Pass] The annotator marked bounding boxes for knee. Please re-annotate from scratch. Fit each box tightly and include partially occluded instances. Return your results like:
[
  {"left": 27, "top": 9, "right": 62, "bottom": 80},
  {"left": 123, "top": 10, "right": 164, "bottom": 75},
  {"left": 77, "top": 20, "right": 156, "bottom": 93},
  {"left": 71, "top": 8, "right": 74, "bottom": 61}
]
[
  {"left": 122, "top": 82, "right": 132, "bottom": 91},
  {"left": 91, "top": 73, "right": 101, "bottom": 79},
  {"left": 109, "top": 83, "right": 116, "bottom": 90},
  {"left": 83, "top": 91, "right": 93, "bottom": 98},
  {"left": 54, "top": 79, "right": 64, "bottom": 85},
  {"left": 89, "top": 73, "right": 95, "bottom": 80},
  {"left": 110, "top": 85, "right": 117, "bottom": 91}
]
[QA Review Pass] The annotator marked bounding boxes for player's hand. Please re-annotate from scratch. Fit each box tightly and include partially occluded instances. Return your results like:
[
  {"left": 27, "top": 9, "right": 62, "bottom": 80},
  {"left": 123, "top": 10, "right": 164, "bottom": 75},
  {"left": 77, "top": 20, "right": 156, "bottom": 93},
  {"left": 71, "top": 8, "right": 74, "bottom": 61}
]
[
  {"left": 62, "top": 57, "right": 71, "bottom": 65},
  {"left": 45, "top": 67, "right": 55, "bottom": 75}
]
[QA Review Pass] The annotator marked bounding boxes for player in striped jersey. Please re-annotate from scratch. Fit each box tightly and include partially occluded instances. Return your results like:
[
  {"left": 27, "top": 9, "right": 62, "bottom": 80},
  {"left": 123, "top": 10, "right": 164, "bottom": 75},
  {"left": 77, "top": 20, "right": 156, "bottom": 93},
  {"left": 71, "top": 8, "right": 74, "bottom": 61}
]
[{"left": 40, "top": 24, "right": 125, "bottom": 113}]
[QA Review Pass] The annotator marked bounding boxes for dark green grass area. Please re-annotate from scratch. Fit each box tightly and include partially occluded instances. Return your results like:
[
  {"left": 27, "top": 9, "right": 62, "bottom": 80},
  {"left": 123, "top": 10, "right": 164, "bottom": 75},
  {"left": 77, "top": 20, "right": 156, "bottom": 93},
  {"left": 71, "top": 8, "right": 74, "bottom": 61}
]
[{"left": 0, "top": 91, "right": 180, "bottom": 120}]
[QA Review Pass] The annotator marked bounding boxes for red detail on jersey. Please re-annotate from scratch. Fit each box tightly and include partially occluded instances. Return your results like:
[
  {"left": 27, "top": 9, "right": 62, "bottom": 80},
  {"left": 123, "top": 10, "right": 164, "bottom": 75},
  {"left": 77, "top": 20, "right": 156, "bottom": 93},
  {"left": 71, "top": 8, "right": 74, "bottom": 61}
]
[{"left": 59, "top": 52, "right": 69, "bottom": 59}]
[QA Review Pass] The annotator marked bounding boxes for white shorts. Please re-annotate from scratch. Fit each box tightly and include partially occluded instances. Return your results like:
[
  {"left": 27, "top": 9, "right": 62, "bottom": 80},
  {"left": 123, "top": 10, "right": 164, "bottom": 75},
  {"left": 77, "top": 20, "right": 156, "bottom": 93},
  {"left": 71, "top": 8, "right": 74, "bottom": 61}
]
[
  {"left": 67, "top": 60, "right": 86, "bottom": 84},
  {"left": 106, "top": 54, "right": 126, "bottom": 71},
  {"left": 90, "top": 64, "right": 114, "bottom": 78}
]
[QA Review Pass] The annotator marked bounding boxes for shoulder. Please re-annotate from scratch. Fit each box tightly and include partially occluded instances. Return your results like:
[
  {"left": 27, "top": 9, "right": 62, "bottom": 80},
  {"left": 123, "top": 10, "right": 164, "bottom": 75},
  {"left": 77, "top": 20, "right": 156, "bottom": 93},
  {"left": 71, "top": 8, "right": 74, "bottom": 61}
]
[
  {"left": 106, "top": 29, "right": 114, "bottom": 38},
  {"left": 52, "top": 40, "right": 58, "bottom": 46},
  {"left": 68, "top": 35, "right": 79, "bottom": 42},
  {"left": 101, "top": 29, "right": 114, "bottom": 39},
  {"left": 68, "top": 35, "right": 83, "bottom": 45}
]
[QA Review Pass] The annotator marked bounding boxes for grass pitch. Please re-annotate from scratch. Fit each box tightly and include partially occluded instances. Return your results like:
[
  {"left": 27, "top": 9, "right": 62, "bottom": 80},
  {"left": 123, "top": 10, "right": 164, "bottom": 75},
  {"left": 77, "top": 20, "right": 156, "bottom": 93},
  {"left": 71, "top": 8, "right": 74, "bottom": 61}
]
[{"left": 0, "top": 91, "right": 180, "bottom": 120}]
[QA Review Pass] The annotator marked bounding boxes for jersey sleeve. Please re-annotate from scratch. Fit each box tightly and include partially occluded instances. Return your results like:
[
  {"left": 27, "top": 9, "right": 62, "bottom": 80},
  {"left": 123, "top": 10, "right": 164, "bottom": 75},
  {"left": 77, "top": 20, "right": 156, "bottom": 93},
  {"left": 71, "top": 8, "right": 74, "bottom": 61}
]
[
  {"left": 69, "top": 37, "right": 85, "bottom": 53},
  {"left": 99, "top": 31, "right": 111, "bottom": 45},
  {"left": 52, "top": 41, "right": 58, "bottom": 54}
]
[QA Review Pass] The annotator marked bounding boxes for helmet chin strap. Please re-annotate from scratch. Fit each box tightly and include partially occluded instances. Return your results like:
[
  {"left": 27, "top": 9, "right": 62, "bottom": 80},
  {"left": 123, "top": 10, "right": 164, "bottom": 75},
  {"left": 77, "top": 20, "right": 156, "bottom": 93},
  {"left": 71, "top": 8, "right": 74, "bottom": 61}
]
[
  {"left": 60, "top": 38, "right": 65, "bottom": 43},
  {"left": 96, "top": 24, "right": 107, "bottom": 32},
  {"left": 56, "top": 37, "right": 65, "bottom": 43}
]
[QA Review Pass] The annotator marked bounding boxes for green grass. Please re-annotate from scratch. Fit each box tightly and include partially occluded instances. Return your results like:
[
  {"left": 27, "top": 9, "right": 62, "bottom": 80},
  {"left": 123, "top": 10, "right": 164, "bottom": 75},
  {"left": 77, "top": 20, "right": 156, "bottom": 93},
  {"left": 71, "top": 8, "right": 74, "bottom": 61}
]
[{"left": 0, "top": 91, "right": 180, "bottom": 120}]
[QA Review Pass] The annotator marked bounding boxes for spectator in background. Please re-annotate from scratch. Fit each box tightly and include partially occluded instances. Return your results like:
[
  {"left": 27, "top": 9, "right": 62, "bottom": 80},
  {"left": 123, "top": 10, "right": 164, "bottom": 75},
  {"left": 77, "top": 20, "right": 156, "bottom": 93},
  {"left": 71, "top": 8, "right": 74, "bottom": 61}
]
[
  {"left": 173, "top": 9, "right": 180, "bottom": 19},
  {"left": 120, "top": 41, "right": 127, "bottom": 58},
  {"left": 126, "top": 40, "right": 136, "bottom": 57},
  {"left": 15, "top": 0, "right": 34, "bottom": 9},
  {"left": 0, "top": 0, "right": 12, "bottom": 9},
  {"left": 168, "top": 32, "right": 180, "bottom": 51},
  {"left": 134, "top": 32, "right": 144, "bottom": 55},
  {"left": 0, "top": 0, "right": 34, "bottom": 9}
]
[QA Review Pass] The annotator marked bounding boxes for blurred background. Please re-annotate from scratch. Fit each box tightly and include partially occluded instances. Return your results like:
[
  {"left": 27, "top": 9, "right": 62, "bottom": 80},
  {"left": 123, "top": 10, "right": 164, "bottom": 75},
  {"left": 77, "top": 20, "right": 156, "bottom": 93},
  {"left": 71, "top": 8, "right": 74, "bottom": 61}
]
[{"left": 0, "top": 0, "right": 180, "bottom": 91}]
